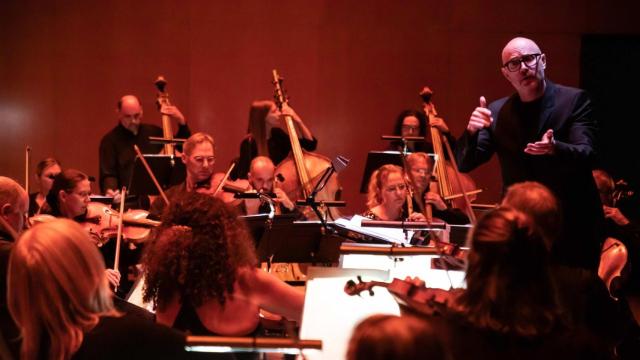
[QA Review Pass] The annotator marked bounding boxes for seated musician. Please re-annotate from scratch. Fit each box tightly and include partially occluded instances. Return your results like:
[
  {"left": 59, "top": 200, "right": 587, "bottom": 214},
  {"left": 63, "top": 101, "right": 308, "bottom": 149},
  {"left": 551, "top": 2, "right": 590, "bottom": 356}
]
[
  {"left": 405, "top": 152, "right": 469, "bottom": 224},
  {"left": 7, "top": 219, "right": 186, "bottom": 359},
  {"left": 388, "top": 109, "right": 454, "bottom": 153},
  {"left": 99, "top": 94, "right": 191, "bottom": 200},
  {"left": 43, "top": 169, "right": 124, "bottom": 289},
  {"left": 28, "top": 157, "right": 61, "bottom": 216},
  {"left": 424, "top": 207, "right": 610, "bottom": 359},
  {"left": 244, "top": 156, "right": 299, "bottom": 217},
  {"left": 44, "top": 168, "right": 91, "bottom": 220},
  {"left": 502, "top": 181, "right": 638, "bottom": 353},
  {"left": 143, "top": 193, "right": 305, "bottom": 337},
  {"left": 232, "top": 100, "right": 317, "bottom": 180},
  {"left": 363, "top": 164, "right": 426, "bottom": 222},
  {"left": 149, "top": 132, "right": 216, "bottom": 219}
]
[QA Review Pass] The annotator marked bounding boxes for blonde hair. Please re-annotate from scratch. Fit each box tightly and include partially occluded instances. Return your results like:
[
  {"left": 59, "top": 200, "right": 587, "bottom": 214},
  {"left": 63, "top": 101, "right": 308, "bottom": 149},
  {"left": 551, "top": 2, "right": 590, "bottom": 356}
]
[
  {"left": 8, "top": 219, "right": 117, "bottom": 360},
  {"left": 366, "top": 164, "right": 404, "bottom": 209},
  {"left": 183, "top": 132, "right": 215, "bottom": 156}
]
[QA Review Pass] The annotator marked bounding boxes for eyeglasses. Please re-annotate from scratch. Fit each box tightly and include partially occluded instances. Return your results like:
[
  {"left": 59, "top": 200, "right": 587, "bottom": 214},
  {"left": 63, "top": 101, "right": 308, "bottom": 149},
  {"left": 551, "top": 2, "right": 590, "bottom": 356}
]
[
  {"left": 401, "top": 125, "right": 420, "bottom": 132},
  {"left": 502, "top": 53, "right": 541, "bottom": 72}
]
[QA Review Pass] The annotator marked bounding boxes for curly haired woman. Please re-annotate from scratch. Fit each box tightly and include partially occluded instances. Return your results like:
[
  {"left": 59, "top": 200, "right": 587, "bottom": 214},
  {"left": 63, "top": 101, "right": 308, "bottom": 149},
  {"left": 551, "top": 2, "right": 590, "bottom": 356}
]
[{"left": 143, "top": 193, "right": 304, "bottom": 336}]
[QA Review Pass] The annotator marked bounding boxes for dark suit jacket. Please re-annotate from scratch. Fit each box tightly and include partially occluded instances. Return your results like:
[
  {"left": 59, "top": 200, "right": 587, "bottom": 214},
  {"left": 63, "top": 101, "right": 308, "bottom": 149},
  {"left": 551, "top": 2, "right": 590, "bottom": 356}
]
[{"left": 456, "top": 81, "right": 604, "bottom": 270}]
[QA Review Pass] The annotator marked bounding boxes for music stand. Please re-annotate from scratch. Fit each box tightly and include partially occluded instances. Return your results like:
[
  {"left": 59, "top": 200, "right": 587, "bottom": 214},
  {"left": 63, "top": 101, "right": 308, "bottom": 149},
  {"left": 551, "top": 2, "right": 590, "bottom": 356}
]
[
  {"left": 256, "top": 221, "right": 342, "bottom": 264},
  {"left": 129, "top": 154, "right": 178, "bottom": 196},
  {"left": 359, "top": 151, "right": 436, "bottom": 193}
]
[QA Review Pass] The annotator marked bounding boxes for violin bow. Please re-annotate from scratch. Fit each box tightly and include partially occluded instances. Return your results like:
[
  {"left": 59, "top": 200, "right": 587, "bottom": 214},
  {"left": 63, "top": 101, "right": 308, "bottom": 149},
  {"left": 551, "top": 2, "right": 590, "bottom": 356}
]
[
  {"left": 25, "top": 146, "right": 31, "bottom": 195},
  {"left": 133, "top": 145, "right": 170, "bottom": 206},
  {"left": 113, "top": 186, "right": 126, "bottom": 291},
  {"left": 212, "top": 162, "right": 236, "bottom": 197}
]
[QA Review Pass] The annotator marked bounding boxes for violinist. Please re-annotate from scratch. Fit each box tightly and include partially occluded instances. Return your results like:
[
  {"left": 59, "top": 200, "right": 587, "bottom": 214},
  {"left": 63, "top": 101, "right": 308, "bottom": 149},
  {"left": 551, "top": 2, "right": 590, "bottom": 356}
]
[
  {"left": 388, "top": 109, "right": 454, "bottom": 153},
  {"left": 405, "top": 152, "right": 469, "bottom": 225},
  {"left": 244, "top": 156, "right": 299, "bottom": 217},
  {"left": 363, "top": 164, "right": 426, "bottom": 222},
  {"left": 99, "top": 94, "right": 191, "bottom": 198},
  {"left": 424, "top": 207, "right": 610, "bottom": 359},
  {"left": 0, "top": 177, "right": 30, "bottom": 358},
  {"left": 43, "top": 170, "right": 125, "bottom": 290},
  {"left": 28, "top": 157, "right": 61, "bottom": 216},
  {"left": 148, "top": 132, "right": 216, "bottom": 219},
  {"left": 232, "top": 100, "right": 317, "bottom": 180},
  {"left": 44, "top": 169, "right": 91, "bottom": 221},
  {"left": 501, "top": 181, "right": 637, "bottom": 353},
  {"left": 143, "top": 193, "right": 304, "bottom": 338},
  {"left": 593, "top": 170, "right": 640, "bottom": 295}
]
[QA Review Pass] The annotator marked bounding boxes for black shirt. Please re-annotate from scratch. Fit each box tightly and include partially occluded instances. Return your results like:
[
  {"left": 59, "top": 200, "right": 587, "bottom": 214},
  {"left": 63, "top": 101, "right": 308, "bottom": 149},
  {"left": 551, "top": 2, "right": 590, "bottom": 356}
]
[{"left": 99, "top": 123, "right": 191, "bottom": 193}]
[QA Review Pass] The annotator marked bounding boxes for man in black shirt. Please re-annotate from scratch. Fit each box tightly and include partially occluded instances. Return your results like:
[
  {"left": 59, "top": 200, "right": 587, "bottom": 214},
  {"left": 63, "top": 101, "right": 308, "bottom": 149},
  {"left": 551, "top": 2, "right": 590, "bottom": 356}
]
[
  {"left": 245, "top": 156, "right": 299, "bottom": 216},
  {"left": 99, "top": 95, "right": 191, "bottom": 198}
]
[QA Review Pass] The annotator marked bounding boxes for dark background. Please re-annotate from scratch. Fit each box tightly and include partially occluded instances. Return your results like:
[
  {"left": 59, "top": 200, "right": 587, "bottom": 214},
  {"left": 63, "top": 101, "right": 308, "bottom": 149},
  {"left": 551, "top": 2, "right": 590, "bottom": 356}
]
[{"left": 1, "top": 0, "right": 639, "bottom": 214}]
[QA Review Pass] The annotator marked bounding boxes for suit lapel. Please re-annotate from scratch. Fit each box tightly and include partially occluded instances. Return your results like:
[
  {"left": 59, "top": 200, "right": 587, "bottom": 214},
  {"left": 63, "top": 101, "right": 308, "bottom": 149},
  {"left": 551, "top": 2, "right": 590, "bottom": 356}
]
[{"left": 536, "top": 81, "right": 557, "bottom": 136}]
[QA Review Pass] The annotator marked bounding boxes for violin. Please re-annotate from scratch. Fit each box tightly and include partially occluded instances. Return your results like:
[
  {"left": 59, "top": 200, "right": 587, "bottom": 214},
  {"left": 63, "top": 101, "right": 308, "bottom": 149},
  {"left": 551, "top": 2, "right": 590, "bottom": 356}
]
[
  {"left": 80, "top": 202, "right": 159, "bottom": 246},
  {"left": 345, "top": 276, "right": 462, "bottom": 317}
]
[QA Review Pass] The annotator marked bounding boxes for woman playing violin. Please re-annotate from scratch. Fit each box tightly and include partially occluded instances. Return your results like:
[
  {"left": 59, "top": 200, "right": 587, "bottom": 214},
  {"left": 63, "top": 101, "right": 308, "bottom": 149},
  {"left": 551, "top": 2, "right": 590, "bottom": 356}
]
[
  {"left": 143, "top": 193, "right": 304, "bottom": 339},
  {"left": 233, "top": 100, "right": 317, "bottom": 180},
  {"left": 423, "top": 207, "right": 610, "bottom": 359},
  {"left": 44, "top": 168, "right": 91, "bottom": 220},
  {"left": 363, "top": 164, "right": 426, "bottom": 222},
  {"left": 28, "top": 157, "right": 61, "bottom": 217}
]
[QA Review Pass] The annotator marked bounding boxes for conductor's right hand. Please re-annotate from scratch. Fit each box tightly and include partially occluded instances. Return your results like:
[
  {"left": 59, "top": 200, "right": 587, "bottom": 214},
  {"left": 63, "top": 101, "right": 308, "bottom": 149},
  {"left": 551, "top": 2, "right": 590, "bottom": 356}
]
[{"left": 467, "top": 96, "right": 493, "bottom": 135}]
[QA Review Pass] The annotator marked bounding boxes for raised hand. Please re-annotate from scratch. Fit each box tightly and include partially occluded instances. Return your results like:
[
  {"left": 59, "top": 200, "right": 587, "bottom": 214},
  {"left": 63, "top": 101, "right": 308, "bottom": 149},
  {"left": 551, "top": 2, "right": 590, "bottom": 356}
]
[{"left": 467, "top": 96, "right": 493, "bottom": 135}]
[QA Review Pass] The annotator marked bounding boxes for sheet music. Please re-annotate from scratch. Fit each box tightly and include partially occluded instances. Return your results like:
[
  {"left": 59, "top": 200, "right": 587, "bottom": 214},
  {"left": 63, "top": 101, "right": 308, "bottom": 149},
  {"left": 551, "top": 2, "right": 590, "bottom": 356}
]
[{"left": 334, "top": 215, "right": 414, "bottom": 244}]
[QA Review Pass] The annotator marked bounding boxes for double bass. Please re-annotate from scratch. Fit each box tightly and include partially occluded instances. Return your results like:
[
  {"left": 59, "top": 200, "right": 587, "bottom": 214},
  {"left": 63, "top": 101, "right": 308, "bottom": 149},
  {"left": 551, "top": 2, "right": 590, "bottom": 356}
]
[
  {"left": 271, "top": 70, "right": 342, "bottom": 220},
  {"left": 419, "top": 86, "right": 480, "bottom": 224}
]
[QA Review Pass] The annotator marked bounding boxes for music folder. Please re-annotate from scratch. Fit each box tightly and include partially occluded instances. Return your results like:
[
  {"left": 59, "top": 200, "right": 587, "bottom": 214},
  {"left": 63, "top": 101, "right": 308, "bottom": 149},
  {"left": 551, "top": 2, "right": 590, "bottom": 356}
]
[{"left": 128, "top": 154, "right": 186, "bottom": 196}]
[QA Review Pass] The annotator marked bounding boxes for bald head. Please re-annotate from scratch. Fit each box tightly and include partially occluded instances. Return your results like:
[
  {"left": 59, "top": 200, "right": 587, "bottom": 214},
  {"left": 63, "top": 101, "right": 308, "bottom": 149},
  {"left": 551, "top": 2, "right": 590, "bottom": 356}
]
[
  {"left": 501, "top": 37, "right": 542, "bottom": 64},
  {"left": 117, "top": 95, "right": 143, "bottom": 134},
  {"left": 501, "top": 37, "right": 547, "bottom": 101},
  {"left": 248, "top": 156, "right": 276, "bottom": 192},
  {"left": 0, "top": 176, "right": 29, "bottom": 235}
]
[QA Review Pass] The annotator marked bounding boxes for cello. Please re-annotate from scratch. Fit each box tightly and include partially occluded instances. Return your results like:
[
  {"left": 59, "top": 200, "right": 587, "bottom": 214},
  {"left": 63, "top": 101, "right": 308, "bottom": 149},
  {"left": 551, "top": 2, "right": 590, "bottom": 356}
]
[
  {"left": 271, "top": 70, "right": 341, "bottom": 220},
  {"left": 419, "top": 86, "right": 480, "bottom": 224}
]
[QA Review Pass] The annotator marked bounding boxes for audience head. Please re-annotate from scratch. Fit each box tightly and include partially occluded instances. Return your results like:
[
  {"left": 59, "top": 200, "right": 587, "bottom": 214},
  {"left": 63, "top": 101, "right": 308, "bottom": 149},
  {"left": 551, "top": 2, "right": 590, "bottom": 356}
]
[
  {"left": 366, "top": 164, "right": 407, "bottom": 210},
  {"left": 34, "top": 157, "right": 61, "bottom": 196},
  {"left": 46, "top": 169, "right": 91, "bottom": 218},
  {"left": 117, "top": 95, "right": 143, "bottom": 134},
  {"left": 0, "top": 176, "right": 29, "bottom": 236},
  {"left": 501, "top": 181, "right": 560, "bottom": 250},
  {"left": 248, "top": 156, "right": 276, "bottom": 192},
  {"left": 457, "top": 207, "right": 557, "bottom": 337},
  {"left": 182, "top": 132, "right": 216, "bottom": 184},
  {"left": 143, "top": 193, "right": 257, "bottom": 309},
  {"left": 393, "top": 110, "right": 427, "bottom": 138},
  {"left": 8, "top": 219, "right": 116, "bottom": 360},
  {"left": 346, "top": 314, "right": 445, "bottom": 360}
]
